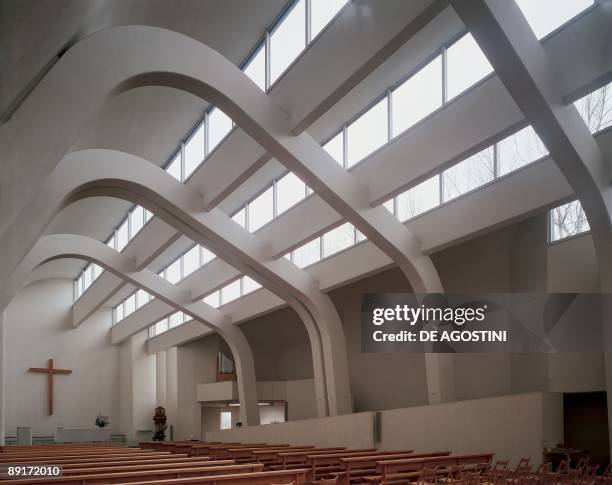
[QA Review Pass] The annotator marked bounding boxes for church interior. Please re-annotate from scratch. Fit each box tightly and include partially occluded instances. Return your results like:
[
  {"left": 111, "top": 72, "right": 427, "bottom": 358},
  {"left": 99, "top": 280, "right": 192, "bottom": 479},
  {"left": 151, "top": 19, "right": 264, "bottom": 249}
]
[{"left": 1, "top": 0, "right": 612, "bottom": 483}]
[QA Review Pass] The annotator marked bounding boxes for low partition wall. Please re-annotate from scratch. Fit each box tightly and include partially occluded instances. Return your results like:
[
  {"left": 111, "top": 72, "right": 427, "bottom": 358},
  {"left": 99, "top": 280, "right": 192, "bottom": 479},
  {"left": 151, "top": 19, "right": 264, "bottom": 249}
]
[{"left": 205, "top": 392, "right": 563, "bottom": 465}]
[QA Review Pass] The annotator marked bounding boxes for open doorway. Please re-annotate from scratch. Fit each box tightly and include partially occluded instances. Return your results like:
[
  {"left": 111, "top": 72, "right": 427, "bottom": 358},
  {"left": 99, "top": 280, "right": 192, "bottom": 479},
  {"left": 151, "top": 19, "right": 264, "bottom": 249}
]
[{"left": 563, "top": 392, "right": 609, "bottom": 470}]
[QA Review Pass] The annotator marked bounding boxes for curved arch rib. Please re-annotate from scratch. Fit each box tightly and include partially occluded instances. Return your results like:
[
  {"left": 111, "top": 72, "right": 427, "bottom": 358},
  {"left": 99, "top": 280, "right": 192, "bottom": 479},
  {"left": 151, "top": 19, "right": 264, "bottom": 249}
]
[
  {"left": 0, "top": 233, "right": 260, "bottom": 426},
  {"left": 0, "top": 149, "right": 344, "bottom": 416},
  {"left": 1, "top": 24, "right": 441, "bottom": 293},
  {"left": 449, "top": 0, "right": 612, "bottom": 454}
]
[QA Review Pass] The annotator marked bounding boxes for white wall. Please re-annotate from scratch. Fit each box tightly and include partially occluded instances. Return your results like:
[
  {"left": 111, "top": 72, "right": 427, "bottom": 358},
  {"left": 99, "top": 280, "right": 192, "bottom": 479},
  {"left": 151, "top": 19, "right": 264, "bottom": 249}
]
[
  {"left": 379, "top": 392, "right": 563, "bottom": 466},
  {"left": 5, "top": 278, "right": 120, "bottom": 437},
  {"left": 206, "top": 392, "right": 563, "bottom": 466},
  {"left": 175, "top": 335, "right": 219, "bottom": 440}
]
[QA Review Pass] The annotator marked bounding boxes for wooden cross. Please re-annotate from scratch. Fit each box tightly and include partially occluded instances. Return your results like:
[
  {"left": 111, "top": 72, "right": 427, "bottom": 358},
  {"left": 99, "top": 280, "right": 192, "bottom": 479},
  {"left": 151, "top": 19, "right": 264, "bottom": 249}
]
[{"left": 28, "top": 358, "right": 72, "bottom": 415}]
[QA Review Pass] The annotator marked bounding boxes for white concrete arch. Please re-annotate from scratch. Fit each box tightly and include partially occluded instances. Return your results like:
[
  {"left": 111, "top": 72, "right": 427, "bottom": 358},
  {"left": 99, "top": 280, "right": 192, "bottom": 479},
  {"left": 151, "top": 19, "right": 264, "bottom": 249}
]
[
  {"left": 0, "top": 24, "right": 442, "bottom": 294},
  {"left": 449, "top": 0, "right": 612, "bottom": 453},
  {"left": 0, "top": 24, "right": 447, "bottom": 414},
  {"left": 0, "top": 148, "right": 344, "bottom": 417},
  {"left": 0, "top": 233, "right": 261, "bottom": 426}
]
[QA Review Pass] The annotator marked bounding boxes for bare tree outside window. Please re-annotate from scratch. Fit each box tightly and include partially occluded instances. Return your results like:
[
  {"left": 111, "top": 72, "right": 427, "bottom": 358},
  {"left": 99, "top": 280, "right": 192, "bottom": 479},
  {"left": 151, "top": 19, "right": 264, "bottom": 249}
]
[
  {"left": 575, "top": 83, "right": 612, "bottom": 134},
  {"left": 550, "top": 200, "right": 590, "bottom": 241},
  {"left": 397, "top": 175, "right": 440, "bottom": 222},
  {"left": 498, "top": 126, "right": 548, "bottom": 176},
  {"left": 442, "top": 146, "right": 495, "bottom": 202}
]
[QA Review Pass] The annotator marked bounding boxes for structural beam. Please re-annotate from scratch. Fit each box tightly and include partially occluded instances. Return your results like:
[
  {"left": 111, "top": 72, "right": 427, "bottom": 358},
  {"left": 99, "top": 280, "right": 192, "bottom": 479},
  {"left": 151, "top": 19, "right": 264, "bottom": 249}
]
[
  {"left": 450, "top": 0, "right": 612, "bottom": 454},
  {"left": 0, "top": 233, "right": 261, "bottom": 426},
  {"left": 0, "top": 149, "right": 346, "bottom": 417}
]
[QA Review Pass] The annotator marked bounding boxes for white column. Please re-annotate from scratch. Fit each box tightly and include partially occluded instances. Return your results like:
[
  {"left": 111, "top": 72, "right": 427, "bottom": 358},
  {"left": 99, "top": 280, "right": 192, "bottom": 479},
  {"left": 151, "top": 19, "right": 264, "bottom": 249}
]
[
  {"left": 0, "top": 311, "right": 6, "bottom": 445},
  {"left": 166, "top": 347, "right": 178, "bottom": 434},
  {"left": 156, "top": 351, "right": 167, "bottom": 408}
]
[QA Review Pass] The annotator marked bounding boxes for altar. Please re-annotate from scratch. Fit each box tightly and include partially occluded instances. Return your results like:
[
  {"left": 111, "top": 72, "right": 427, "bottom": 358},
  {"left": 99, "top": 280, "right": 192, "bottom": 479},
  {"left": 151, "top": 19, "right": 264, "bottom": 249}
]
[{"left": 54, "top": 428, "right": 111, "bottom": 443}]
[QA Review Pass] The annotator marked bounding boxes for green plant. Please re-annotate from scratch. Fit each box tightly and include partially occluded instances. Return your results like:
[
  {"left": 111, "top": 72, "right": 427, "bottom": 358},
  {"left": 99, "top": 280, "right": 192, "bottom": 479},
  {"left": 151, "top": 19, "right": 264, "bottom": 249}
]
[{"left": 95, "top": 414, "right": 109, "bottom": 428}]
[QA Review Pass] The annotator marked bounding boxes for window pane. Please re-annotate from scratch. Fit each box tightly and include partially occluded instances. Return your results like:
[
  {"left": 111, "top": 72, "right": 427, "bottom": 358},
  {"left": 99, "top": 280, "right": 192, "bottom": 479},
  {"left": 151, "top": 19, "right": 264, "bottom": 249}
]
[
  {"left": 106, "top": 234, "right": 115, "bottom": 251},
  {"left": 136, "top": 288, "right": 150, "bottom": 308},
  {"left": 221, "top": 279, "right": 241, "bottom": 305},
  {"left": 550, "top": 200, "right": 590, "bottom": 241},
  {"left": 497, "top": 126, "right": 548, "bottom": 176},
  {"left": 183, "top": 245, "right": 200, "bottom": 278},
  {"left": 397, "top": 175, "right": 440, "bottom": 221},
  {"left": 144, "top": 208, "right": 153, "bottom": 222},
  {"left": 323, "top": 131, "right": 344, "bottom": 166},
  {"left": 124, "top": 293, "right": 136, "bottom": 317},
  {"left": 115, "top": 303, "right": 124, "bottom": 323},
  {"left": 208, "top": 108, "right": 233, "bottom": 153},
  {"left": 515, "top": 0, "right": 592, "bottom": 39},
  {"left": 270, "top": 0, "right": 306, "bottom": 84},
  {"left": 232, "top": 207, "right": 246, "bottom": 228},
  {"left": 383, "top": 199, "right": 394, "bottom": 215},
  {"left": 244, "top": 43, "right": 266, "bottom": 91},
  {"left": 293, "top": 237, "right": 321, "bottom": 268},
  {"left": 166, "top": 152, "right": 182, "bottom": 181},
  {"left": 153, "top": 318, "right": 169, "bottom": 336},
  {"left": 248, "top": 186, "right": 274, "bottom": 232},
  {"left": 356, "top": 229, "right": 367, "bottom": 242},
  {"left": 323, "top": 223, "right": 355, "bottom": 258},
  {"left": 311, "top": 0, "right": 347, "bottom": 39},
  {"left": 277, "top": 172, "right": 306, "bottom": 214},
  {"left": 347, "top": 97, "right": 388, "bottom": 167},
  {"left": 169, "top": 311, "right": 184, "bottom": 328},
  {"left": 447, "top": 33, "right": 493, "bottom": 101},
  {"left": 203, "top": 291, "right": 220, "bottom": 308},
  {"left": 392, "top": 55, "right": 442, "bottom": 136},
  {"left": 242, "top": 276, "right": 261, "bottom": 295},
  {"left": 129, "top": 206, "right": 144, "bottom": 238},
  {"left": 116, "top": 219, "right": 128, "bottom": 251},
  {"left": 201, "top": 245, "right": 215, "bottom": 265},
  {"left": 220, "top": 411, "right": 232, "bottom": 430},
  {"left": 83, "top": 265, "right": 92, "bottom": 290},
  {"left": 93, "top": 264, "right": 102, "bottom": 280},
  {"left": 165, "top": 258, "right": 182, "bottom": 284},
  {"left": 575, "top": 82, "right": 612, "bottom": 134},
  {"left": 442, "top": 146, "right": 495, "bottom": 202},
  {"left": 184, "top": 122, "right": 205, "bottom": 178}
]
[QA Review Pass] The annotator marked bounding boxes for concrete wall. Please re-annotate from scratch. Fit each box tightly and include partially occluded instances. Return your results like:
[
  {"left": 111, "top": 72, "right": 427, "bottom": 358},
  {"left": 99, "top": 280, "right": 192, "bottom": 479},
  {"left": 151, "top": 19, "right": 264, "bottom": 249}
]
[
  {"left": 206, "top": 392, "right": 563, "bottom": 466},
  {"left": 380, "top": 392, "right": 563, "bottom": 466},
  {"left": 172, "top": 215, "right": 604, "bottom": 436},
  {"left": 175, "top": 335, "right": 220, "bottom": 440},
  {"left": 4, "top": 278, "right": 120, "bottom": 437}
]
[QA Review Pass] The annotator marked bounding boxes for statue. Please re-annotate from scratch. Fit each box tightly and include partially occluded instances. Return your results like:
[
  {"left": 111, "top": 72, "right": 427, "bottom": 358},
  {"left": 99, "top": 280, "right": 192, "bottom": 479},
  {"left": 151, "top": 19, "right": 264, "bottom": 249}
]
[{"left": 152, "top": 406, "right": 168, "bottom": 441}]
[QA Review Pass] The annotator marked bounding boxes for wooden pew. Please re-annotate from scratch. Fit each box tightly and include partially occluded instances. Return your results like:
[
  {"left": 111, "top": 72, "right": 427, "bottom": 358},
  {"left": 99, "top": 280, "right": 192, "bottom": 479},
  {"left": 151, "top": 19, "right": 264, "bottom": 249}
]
[
  {"left": 251, "top": 446, "right": 323, "bottom": 467},
  {"left": 277, "top": 448, "right": 376, "bottom": 470},
  {"left": 60, "top": 459, "right": 231, "bottom": 474},
  {"left": 112, "top": 468, "right": 309, "bottom": 484},
  {"left": 305, "top": 450, "right": 415, "bottom": 481},
  {"left": 0, "top": 453, "right": 178, "bottom": 465},
  {"left": 0, "top": 447, "right": 144, "bottom": 454},
  {"left": 0, "top": 452, "right": 171, "bottom": 463},
  {"left": 190, "top": 443, "right": 242, "bottom": 457},
  {"left": 336, "top": 451, "right": 452, "bottom": 484},
  {"left": 366, "top": 452, "right": 494, "bottom": 484},
  {"left": 0, "top": 463, "right": 265, "bottom": 484},
  {"left": 225, "top": 445, "right": 301, "bottom": 462},
  {"left": 208, "top": 443, "right": 270, "bottom": 460}
]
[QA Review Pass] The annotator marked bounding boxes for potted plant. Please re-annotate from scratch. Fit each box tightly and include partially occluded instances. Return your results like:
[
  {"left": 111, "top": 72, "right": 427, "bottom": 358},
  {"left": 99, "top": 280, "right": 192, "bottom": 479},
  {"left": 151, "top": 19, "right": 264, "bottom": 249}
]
[{"left": 95, "top": 414, "right": 109, "bottom": 428}]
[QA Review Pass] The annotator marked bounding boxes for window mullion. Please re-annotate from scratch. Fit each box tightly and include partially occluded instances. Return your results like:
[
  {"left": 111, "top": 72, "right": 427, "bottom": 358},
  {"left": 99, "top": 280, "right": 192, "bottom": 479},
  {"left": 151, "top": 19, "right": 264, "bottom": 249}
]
[
  {"left": 265, "top": 30, "right": 271, "bottom": 91},
  {"left": 306, "top": 0, "right": 312, "bottom": 44},
  {"left": 441, "top": 45, "right": 448, "bottom": 105},
  {"left": 342, "top": 125, "right": 348, "bottom": 169}
]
